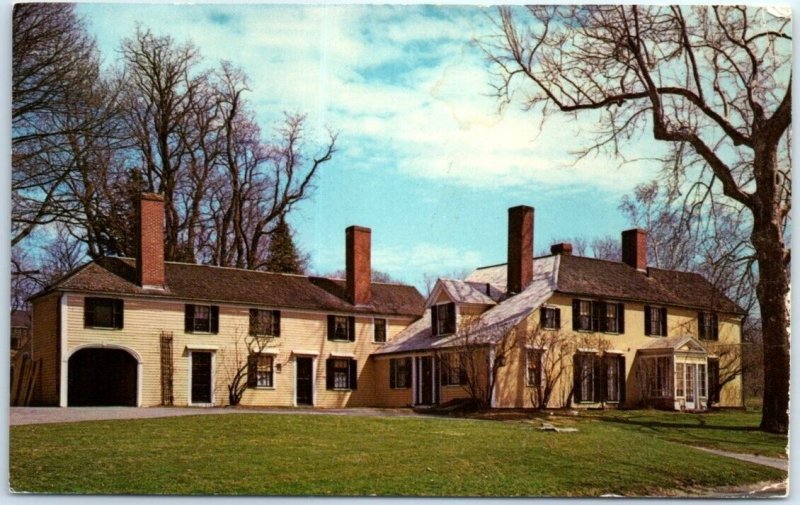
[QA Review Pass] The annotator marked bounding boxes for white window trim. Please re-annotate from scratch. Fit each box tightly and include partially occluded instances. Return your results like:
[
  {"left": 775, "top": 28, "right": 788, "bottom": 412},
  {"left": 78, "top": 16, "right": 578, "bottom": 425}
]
[{"left": 372, "top": 317, "right": 388, "bottom": 344}]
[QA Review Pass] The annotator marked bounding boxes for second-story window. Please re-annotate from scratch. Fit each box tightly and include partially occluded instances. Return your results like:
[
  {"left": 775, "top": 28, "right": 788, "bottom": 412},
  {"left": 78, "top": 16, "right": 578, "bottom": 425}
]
[
  {"left": 373, "top": 318, "right": 387, "bottom": 343},
  {"left": 644, "top": 305, "right": 668, "bottom": 337},
  {"left": 84, "top": 297, "right": 124, "bottom": 329},
  {"left": 698, "top": 312, "right": 719, "bottom": 340},
  {"left": 573, "top": 299, "right": 594, "bottom": 331},
  {"left": 249, "top": 309, "right": 281, "bottom": 337},
  {"left": 185, "top": 305, "right": 219, "bottom": 334},
  {"left": 431, "top": 302, "right": 456, "bottom": 337},
  {"left": 541, "top": 307, "right": 560, "bottom": 330},
  {"left": 327, "top": 315, "right": 355, "bottom": 342}
]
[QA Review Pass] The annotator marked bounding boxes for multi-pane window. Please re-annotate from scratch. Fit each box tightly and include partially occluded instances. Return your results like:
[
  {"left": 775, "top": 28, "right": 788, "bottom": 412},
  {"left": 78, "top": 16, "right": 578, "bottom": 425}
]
[
  {"left": 185, "top": 304, "right": 219, "bottom": 333},
  {"left": 698, "top": 363, "right": 707, "bottom": 398},
  {"left": 676, "top": 362, "right": 685, "bottom": 397},
  {"left": 605, "top": 303, "right": 619, "bottom": 333},
  {"left": 605, "top": 356, "right": 620, "bottom": 402},
  {"left": 327, "top": 315, "right": 355, "bottom": 342},
  {"left": 574, "top": 353, "right": 595, "bottom": 402},
  {"left": 247, "top": 354, "right": 274, "bottom": 388},
  {"left": 431, "top": 302, "right": 456, "bottom": 337},
  {"left": 698, "top": 312, "right": 719, "bottom": 340},
  {"left": 541, "top": 307, "right": 560, "bottom": 330},
  {"left": 389, "top": 358, "right": 411, "bottom": 389},
  {"left": 326, "top": 357, "right": 357, "bottom": 390},
  {"left": 572, "top": 300, "right": 624, "bottom": 333},
  {"left": 373, "top": 318, "right": 387, "bottom": 343},
  {"left": 249, "top": 309, "right": 281, "bottom": 337},
  {"left": 526, "top": 349, "right": 543, "bottom": 387},
  {"left": 648, "top": 357, "right": 672, "bottom": 398},
  {"left": 576, "top": 300, "right": 593, "bottom": 331},
  {"left": 440, "top": 354, "right": 466, "bottom": 386},
  {"left": 708, "top": 359, "right": 720, "bottom": 403},
  {"left": 644, "top": 305, "right": 667, "bottom": 336},
  {"left": 84, "top": 298, "right": 124, "bottom": 329}
]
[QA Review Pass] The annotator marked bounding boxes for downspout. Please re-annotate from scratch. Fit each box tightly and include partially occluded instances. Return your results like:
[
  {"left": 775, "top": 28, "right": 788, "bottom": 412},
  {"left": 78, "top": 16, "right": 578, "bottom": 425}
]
[
  {"left": 489, "top": 345, "right": 497, "bottom": 408},
  {"left": 58, "top": 294, "right": 68, "bottom": 407}
]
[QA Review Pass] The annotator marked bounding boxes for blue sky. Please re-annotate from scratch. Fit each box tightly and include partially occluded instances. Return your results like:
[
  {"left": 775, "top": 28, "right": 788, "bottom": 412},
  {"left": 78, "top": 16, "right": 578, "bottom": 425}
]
[{"left": 74, "top": 3, "right": 665, "bottom": 290}]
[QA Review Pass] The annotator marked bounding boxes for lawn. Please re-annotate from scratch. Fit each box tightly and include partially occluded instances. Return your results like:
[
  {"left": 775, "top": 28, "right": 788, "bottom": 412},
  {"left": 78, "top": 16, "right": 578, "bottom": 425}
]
[{"left": 9, "top": 412, "right": 786, "bottom": 496}]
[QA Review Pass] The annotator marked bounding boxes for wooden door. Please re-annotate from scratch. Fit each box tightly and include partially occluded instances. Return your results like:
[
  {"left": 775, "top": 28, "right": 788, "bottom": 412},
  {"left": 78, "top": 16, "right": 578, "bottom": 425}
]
[
  {"left": 191, "top": 352, "right": 212, "bottom": 404},
  {"left": 296, "top": 357, "right": 313, "bottom": 406}
]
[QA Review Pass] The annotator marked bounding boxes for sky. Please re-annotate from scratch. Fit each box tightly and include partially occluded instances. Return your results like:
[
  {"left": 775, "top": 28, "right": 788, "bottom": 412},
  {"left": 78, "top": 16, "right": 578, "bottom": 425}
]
[{"left": 51, "top": 3, "right": 670, "bottom": 289}]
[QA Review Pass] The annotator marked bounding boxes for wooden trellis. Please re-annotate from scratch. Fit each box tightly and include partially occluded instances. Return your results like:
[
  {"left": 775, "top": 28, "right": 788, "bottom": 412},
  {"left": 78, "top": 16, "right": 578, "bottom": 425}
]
[{"left": 160, "top": 331, "right": 174, "bottom": 406}]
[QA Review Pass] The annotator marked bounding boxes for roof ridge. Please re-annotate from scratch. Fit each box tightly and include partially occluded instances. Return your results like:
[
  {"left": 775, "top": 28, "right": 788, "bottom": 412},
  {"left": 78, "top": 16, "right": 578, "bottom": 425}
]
[{"left": 473, "top": 253, "right": 556, "bottom": 271}]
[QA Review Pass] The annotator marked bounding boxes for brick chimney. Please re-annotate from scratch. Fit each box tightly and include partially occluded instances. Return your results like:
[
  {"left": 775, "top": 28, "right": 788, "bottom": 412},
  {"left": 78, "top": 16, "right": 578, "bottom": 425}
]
[
  {"left": 550, "top": 243, "right": 573, "bottom": 255},
  {"left": 346, "top": 226, "right": 371, "bottom": 306},
  {"left": 137, "top": 193, "right": 165, "bottom": 289},
  {"left": 507, "top": 205, "right": 534, "bottom": 294},
  {"left": 621, "top": 228, "right": 647, "bottom": 271}
]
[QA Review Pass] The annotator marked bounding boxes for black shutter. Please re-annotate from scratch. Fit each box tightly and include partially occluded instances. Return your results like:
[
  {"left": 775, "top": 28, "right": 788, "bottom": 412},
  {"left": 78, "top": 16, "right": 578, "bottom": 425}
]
[
  {"left": 597, "top": 301, "right": 607, "bottom": 332},
  {"left": 185, "top": 305, "right": 195, "bottom": 333},
  {"left": 698, "top": 312, "right": 706, "bottom": 339},
  {"left": 326, "top": 358, "right": 334, "bottom": 389},
  {"left": 555, "top": 308, "right": 561, "bottom": 330},
  {"left": 389, "top": 360, "right": 396, "bottom": 389},
  {"left": 712, "top": 314, "right": 719, "bottom": 340},
  {"left": 348, "top": 316, "right": 356, "bottom": 341},
  {"left": 618, "top": 355, "right": 626, "bottom": 404},
  {"left": 572, "top": 299, "right": 580, "bottom": 331},
  {"left": 617, "top": 303, "right": 625, "bottom": 334},
  {"left": 349, "top": 359, "right": 358, "bottom": 390},
  {"left": 327, "top": 315, "right": 335, "bottom": 341},
  {"left": 573, "top": 355, "right": 582, "bottom": 403},
  {"left": 210, "top": 306, "right": 219, "bottom": 334},
  {"left": 445, "top": 303, "right": 456, "bottom": 334},
  {"left": 84, "top": 299, "right": 95, "bottom": 327},
  {"left": 272, "top": 310, "right": 281, "bottom": 336},
  {"left": 431, "top": 306, "right": 439, "bottom": 337},
  {"left": 247, "top": 355, "right": 257, "bottom": 388},
  {"left": 593, "top": 355, "right": 602, "bottom": 403},
  {"left": 660, "top": 307, "right": 667, "bottom": 336},
  {"left": 438, "top": 356, "right": 446, "bottom": 386},
  {"left": 249, "top": 309, "right": 257, "bottom": 336},
  {"left": 114, "top": 299, "right": 124, "bottom": 329},
  {"left": 644, "top": 305, "right": 651, "bottom": 336},
  {"left": 459, "top": 358, "right": 468, "bottom": 385}
]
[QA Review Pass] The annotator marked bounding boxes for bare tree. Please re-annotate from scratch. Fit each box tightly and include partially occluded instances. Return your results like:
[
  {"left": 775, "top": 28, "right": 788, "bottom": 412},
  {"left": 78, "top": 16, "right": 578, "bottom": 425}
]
[
  {"left": 490, "top": 5, "right": 790, "bottom": 433},
  {"left": 219, "top": 315, "right": 280, "bottom": 406}
]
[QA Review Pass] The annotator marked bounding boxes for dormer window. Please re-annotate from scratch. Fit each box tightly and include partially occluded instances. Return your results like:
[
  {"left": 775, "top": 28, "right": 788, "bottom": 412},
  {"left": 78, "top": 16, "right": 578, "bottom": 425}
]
[{"left": 431, "top": 302, "right": 456, "bottom": 337}]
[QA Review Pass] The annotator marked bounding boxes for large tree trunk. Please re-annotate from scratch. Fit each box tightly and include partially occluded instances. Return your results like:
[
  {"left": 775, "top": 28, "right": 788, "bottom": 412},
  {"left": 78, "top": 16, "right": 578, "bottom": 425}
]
[{"left": 751, "top": 144, "right": 790, "bottom": 434}]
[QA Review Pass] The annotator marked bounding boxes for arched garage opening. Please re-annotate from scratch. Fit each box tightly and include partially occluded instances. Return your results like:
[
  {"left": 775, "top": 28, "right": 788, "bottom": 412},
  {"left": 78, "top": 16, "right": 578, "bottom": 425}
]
[{"left": 68, "top": 348, "right": 138, "bottom": 406}]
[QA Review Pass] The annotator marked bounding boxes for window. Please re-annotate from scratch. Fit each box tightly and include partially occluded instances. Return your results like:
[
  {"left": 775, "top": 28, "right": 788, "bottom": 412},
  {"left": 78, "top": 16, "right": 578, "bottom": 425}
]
[
  {"left": 247, "top": 354, "right": 274, "bottom": 388},
  {"left": 574, "top": 353, "right": 596, "bottom": 402},
  {"left": 526, "top": 349, "right": 543, "bottom": 387},
  {"left": 574, "top": 300, "right": 593, "bottom": 331},
  {"left": 327, "top": 315, "right": 355, "bottom": 342},
  {"left": 698, "top": 312, "right": 719, "bottom": 340},
  {"left": 249, "top": 309, "right": 280, "bottom": 337},
  {"left": 440, "top": 354, "right": 466, "bottom": 386},
  {"left": 572, "top": 300, "right": 625, "bottom": 333},
  {"left": 84, "top": 298, "right": 124, "bottom": 329},
  {"left": 326, "top": 357, "right": 357, "bottom": 390},
  {"left": 431, "top": 302, "right": 456, "bottom": 337},
  {"left": 541, "top": 307, "right": 560, "bottom": 330},
  {"left": 373, "top": 318, "right": 387, "bottom": 343},
  {"left": 708, "top": 359, "right": 720, "bottom": 403},
  {"left": 389, "top": 357, "right": 411, "bottom": 389},
  {"left": 575, "top": 352, "right": 626, "bottom": 403},
  {"left": 185, "top": 305, "right": 219, "bottom": 333},
  {"left": 646, "top": 356, "right": 672, "bottom": 398},
  {"left": 11, "top": 328, "right": 26, "bottom": 349},
  {"left": 699, "top": 363, "right": 707, "bottom": 398},
  {"left": 604, "top": 303, "right": 620, "bottom": 333},
  {"left": 676, "top": 362, "right": 685, "bottom": 397},
  {"left": 644, "top": 305, "right": 667, "bottom": 336}
]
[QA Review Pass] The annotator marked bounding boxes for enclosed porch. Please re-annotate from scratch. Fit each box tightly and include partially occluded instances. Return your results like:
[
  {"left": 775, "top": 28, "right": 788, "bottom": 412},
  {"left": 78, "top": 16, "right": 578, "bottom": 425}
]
[{"left": 635, "top": 336, "right": 710, "bottom": 411}]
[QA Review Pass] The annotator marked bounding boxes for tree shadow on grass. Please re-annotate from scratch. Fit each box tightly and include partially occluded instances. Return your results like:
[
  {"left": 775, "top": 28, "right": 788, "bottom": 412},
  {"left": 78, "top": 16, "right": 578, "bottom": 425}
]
[{"left": 586, "top": 414, "right": 763, "bottom": 432}]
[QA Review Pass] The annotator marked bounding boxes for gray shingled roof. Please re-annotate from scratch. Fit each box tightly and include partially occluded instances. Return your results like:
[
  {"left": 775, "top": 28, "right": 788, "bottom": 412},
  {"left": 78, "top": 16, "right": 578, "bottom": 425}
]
[
  {"left": 32, "top": 257, "right": 425, "bottom": 317},
  {"left": 431, "top": 279, "right": 498, "bottom": 306}
]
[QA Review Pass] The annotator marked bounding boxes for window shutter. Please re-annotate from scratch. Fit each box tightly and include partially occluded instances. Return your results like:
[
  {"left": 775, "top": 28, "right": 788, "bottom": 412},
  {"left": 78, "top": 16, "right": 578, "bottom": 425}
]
[
  {"left": 348, "top": 316, "right": 356, "bottom": 341},
  {"left": 698, "top": 312, "right": 706, "bottom": 339},
  {"left": 660, "top": 307, "right": 667, "bottom": 336},
  {"left": 114, "top": 299, "right": 124, "bottom": 329},
  {"left": 618, "top": 355, "right": 626, "bottom": 404},
  {"left": 572, "top": 299, "right": 580, "bottom": 331},
  {"left": 445, "top": 303, "right": 456, "bottom": 334},
  {"left": 712, "top": 314, "right": 719, "bottom": 340},
  {"left": 272, "top": 310, "right": 281, "bottom": 336},
  {"left": 573, "top": 355, "right": 582, "bottom": 403},
  {"left": 249, "top": 309, "right": 257, "bottom": 336},
  {"left": 84, "top": 299, "right": 95, "bottom": 327},
  {"left": 185, "top": 305, "right": 195, "bottom": 333},
  {"left": 644, "top": 305, "right": 651, "bottom": 336},
  {"left": 555, "top": 308, "right": 561, "bottom": 330},
  {"left": 389, "top": 360, "right": 397, "bottom": 389},
  {"left": 617, "top": 303, "right": 625, "bottom": 334},
  {"left": 438, "top": 357, "right": 446, "bottom": 386},
  {"left": 247, "top": 355, "right": 257, "bottom": 388},
  {"left": 326, "top": 358, "right": 334, "bottom": 389},
  {"left": 431, "top": 306, "right": 439, "bottom": 337},
  {"left": 210, "top": 306, "right": 220, "bottom": 334},
  {"left": 591, "top": 301, "right": 601, "bottom": 331},
  {"left": 349, "top": 360, "right": 358, "bottom": 390},
  {"left": 597, "top": 301, "right": 607, "bottom": 332},
  {"left": 593, "top": 356, "right": 603, "bottom": 403},
  {"left": 327, "top": 315, "right": 335, "bottom": 341},
  {"left": 459, "top": 358, "right": 468, "bottom": 385}
]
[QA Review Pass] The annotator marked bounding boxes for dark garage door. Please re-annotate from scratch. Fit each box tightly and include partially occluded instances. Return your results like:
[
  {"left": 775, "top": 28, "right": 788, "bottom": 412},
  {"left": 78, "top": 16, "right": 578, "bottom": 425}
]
[{"left": 68, "top": 348, "right": 137, "bottom": 406}]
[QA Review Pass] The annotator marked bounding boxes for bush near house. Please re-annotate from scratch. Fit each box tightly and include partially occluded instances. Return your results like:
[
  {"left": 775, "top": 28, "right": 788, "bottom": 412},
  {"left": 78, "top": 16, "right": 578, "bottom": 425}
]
[{"left": 10, "top": 411, "right": 785, "bottom": 496}]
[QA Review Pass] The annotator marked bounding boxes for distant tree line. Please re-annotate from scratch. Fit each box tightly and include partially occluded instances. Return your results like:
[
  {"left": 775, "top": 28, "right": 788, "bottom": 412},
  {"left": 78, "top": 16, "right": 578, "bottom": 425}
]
[{"left": 12, "top": 4, "right": 333, "bottom": 306}]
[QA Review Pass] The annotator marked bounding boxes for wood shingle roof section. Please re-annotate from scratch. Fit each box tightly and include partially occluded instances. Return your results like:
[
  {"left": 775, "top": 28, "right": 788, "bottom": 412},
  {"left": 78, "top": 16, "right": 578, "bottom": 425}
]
[{"left": 34, "top": 257, "right": 425, "bottom": 317}]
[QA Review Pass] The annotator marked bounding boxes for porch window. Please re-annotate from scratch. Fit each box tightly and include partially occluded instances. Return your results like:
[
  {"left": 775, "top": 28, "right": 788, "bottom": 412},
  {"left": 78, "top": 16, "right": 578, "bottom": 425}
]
[
  {"left": 675, "top": 362, "right": 685, "bottom": 397},
  {"left": 698, "top": 312, "right": 719, "bottom": 340},
  {"left": 644, "top": 305, "right": 667, "bottom": 336},
  {"left": 327, "top": 315, "right": 355, "bottom": 342},
  {"left": 389, "top": 357, "right": 411, "bottom": 389},
  {"left": 185, "top": 304, "right": 219, "bottom": 333},
  {"left": 699, "top": 363, "right": 707, "bottom": 398},
  {"left": 431, "top": 302, "right": 456, "bottom": 337},
  {"left": 526, "top": 349, "right": 543, "bottom": 387},
  {"left": 247, "top": 354, "right": 274, "bottom": 388},
  {"left": 647, "top": 356, "right": 672, "bottom": 398},
  {"left": 541, "top": 307, "right": 560, "bottom": 330},
  {"left": 440, "top": 354, "right": 466, "bottom": 386},
  {"left": 326, "top": 357, "right": 357, "bottom": 390}
]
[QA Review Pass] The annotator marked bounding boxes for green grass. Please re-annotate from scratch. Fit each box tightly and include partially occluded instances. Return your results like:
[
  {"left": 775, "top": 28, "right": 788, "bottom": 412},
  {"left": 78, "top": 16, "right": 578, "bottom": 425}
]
[
  {"left": 9, "top": 412, "right": 785, "bottom": 496},
  {"left": 581, "top": 409, "right": 787, "bottom": 459}
]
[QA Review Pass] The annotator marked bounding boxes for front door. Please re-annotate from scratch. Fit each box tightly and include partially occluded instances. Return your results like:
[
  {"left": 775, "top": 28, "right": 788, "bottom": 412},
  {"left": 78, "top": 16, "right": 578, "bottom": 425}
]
[
  {"left": 191, "top": 352, "right": 212, "bottom": 404},
  {"left": 416, "top": 356, "right": 439, "bottom": 405},
  {"left": 296, "top": 357, "right": 313, "bottom": 406}
]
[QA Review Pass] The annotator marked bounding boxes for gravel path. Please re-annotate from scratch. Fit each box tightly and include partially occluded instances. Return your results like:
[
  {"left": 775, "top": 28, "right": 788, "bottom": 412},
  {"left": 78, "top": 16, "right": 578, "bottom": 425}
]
[{"left": 691, "top": 445, "right": 789, "bottom": 471}]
